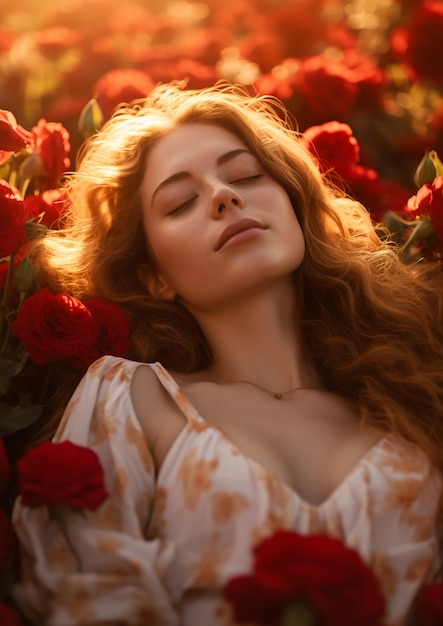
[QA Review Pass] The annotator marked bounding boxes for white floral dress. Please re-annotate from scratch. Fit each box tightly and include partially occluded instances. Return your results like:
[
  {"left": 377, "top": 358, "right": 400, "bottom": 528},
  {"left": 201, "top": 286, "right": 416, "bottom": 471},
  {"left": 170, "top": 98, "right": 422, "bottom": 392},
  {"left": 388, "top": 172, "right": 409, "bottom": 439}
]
[{"left": 13, "top": 356, "right": 443, "bottom": 626}]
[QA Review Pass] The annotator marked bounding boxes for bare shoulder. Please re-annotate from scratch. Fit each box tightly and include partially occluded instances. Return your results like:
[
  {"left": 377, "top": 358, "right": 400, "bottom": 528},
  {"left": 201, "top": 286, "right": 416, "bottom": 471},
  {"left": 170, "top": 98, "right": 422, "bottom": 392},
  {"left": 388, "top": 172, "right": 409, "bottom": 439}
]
[{"left": 130, "top": 364, "right": 187, "bottom": 469}]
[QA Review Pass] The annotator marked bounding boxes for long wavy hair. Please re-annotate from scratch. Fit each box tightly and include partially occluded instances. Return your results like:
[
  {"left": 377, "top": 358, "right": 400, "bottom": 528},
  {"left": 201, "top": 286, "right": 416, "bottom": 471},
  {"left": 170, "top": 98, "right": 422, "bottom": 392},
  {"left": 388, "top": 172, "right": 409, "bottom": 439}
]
[{"left": 29, "top": 81, "right": 443, "bottom": 469}]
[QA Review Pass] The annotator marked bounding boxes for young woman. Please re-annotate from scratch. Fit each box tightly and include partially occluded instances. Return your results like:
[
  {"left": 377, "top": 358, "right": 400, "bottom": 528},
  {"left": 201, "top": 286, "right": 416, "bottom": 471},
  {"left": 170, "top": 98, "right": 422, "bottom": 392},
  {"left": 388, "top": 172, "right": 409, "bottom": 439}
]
[{"left": 12, "top": 82, "right": 443, "bottom": 625}]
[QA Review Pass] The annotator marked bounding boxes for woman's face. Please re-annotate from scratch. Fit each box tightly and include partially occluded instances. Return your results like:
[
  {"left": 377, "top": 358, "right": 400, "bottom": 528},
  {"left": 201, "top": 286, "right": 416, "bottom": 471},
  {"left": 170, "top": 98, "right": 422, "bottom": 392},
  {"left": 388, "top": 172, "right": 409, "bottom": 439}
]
[{"left": 140, "top": 123, "right": 305, "bottom": 313}]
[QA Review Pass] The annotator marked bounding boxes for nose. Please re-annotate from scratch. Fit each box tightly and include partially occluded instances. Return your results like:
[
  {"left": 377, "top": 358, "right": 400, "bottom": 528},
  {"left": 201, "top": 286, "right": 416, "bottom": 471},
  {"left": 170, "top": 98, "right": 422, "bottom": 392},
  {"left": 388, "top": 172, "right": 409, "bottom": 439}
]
[{"left": 210, "top": 183, "right": 244, "bottom": 218}]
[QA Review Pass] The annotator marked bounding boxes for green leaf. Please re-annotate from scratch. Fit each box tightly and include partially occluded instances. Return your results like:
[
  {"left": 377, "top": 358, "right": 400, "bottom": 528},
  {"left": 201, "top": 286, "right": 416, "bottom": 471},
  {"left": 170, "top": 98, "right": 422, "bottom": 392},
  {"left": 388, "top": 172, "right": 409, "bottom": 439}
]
[
  {"left": 381, "top": 210, "right": 411, "bottom": 240},
  {"left": 14, "top": 256, "right": 36, "bottom": 295},
  {"left": 0, "top": 158, "right": 11, "bottom": 182},
  {"left": 78, "top": 98, "right": 104, "bottom": 139},
  {"left": 401, "top": 217, "right": 436, "bottom": 255},
  {"left": 280, "top": 600, "right": 317, "bottom": 626},
  {"left": 24, "top": 219, "right": 48, "bottom": 240},
  {"left": 414, "top": 150, "right": 437, "bottom": 188},
  {"left": 0, "top": 396, "right": 44, "bottom": 436},
  {"left": 430, "top": 150, "right": 443, "bottom": 177},
  {"left": 0, "top": 352, "right": 28, "bottom": 395}
]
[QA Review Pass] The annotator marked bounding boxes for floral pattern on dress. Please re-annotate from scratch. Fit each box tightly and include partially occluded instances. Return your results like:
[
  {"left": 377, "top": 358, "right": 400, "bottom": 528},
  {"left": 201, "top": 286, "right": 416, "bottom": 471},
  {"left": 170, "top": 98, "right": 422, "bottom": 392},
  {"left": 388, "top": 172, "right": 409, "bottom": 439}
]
[{"left": 12, "top": 355, "right": 443, "bottom": 626}]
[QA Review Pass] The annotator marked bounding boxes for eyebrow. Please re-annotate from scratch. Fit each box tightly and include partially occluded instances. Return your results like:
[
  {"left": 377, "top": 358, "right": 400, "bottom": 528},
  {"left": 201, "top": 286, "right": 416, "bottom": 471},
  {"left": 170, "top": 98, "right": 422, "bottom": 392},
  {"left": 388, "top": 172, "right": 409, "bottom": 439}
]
[{"left": 151, "top": 148, "right": 252, "bottom": 205}]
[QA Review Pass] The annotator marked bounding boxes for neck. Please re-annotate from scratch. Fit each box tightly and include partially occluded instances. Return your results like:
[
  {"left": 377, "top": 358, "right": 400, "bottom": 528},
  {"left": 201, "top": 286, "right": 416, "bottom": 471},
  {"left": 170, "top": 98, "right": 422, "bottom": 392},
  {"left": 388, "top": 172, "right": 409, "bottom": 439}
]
[{"left": 186, "top": 282, "right": 319, "bottom": 391}]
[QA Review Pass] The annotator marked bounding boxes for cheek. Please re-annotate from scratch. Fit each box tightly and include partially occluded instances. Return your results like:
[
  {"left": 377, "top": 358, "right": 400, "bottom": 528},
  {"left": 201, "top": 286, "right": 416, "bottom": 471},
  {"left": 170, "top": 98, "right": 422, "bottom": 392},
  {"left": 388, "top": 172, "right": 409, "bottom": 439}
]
[{"left": 146, "top": 227, "right": 199, "bottom": 286}]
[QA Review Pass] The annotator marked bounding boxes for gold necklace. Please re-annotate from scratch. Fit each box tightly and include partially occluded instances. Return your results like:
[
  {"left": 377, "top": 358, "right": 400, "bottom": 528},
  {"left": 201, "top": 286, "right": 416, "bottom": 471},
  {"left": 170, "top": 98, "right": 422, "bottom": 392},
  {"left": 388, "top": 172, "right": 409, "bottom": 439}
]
[{"left": 202, "top": 376, "right": 321, "bottom": 400}]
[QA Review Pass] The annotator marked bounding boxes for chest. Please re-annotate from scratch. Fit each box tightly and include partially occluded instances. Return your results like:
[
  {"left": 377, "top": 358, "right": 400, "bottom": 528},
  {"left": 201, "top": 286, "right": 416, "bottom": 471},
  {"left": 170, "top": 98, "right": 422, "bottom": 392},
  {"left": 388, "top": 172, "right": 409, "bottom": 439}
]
[{"left": 155, "top": 383, "right": 381, "bottom": 506}]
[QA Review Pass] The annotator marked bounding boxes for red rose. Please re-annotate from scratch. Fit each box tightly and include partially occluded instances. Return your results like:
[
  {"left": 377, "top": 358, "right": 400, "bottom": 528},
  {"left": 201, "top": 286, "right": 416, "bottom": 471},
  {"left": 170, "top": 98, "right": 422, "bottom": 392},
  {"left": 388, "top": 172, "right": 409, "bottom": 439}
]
[
  {"left": 0, "top": 508, "right": 17, "bottom": 570},
  {"left": 0, "top": 109, "right": 31, "bottom": 152},
  {"left": 23, "top": 188, "right": 70, "bottom": 229},
  {"left": 31, "top": 119, "right": 71, "bottom": 186},
  {"left": 17, "top": 440, "right": 109, "bottom": 510},
  {"left": 302, "top": 121, "right": 361, "bottom": 178},
  {"left": 292, "top": 55, "right": 358, "bottom": 126},
  {"left": 34, "top": 26, "right": 81, "bottom": 59},
  {"left": 416, "top": 580, "right": 443, "bottom": 625},
  {"left": 223, "top": 530, "right": 385, "bottom": 626},
  {"left": 341, "top": 48, "right": 389, "bottom": 111},
  {"left": 391, "top": 2, "right": 443, "bottom": 86},
  {"left": 0, "top": 438, "right": 11, "bottom": 492},
  {"left": 11, "top": 288, "right": 99, "bottom": 369},
  {"left": 406, "top": 176, "right": 443, "bottom": 246},
  {"left": 0, "top": 181, "right": 26, "bottom": 258},
  {"left": 0, "top": 27, "right": 18, "bottom": 55},
  {"left": 353, "top": 176, "right": 412, "bottom": 225},
  {"left": 0, "top": 602, "right": 23, "bottom": 626},
  {"left": 76, "top": 298, "right": 131, "bottom": 369},
  {"left": 93, "top": 68, "right": 156, "bottom": 120}
]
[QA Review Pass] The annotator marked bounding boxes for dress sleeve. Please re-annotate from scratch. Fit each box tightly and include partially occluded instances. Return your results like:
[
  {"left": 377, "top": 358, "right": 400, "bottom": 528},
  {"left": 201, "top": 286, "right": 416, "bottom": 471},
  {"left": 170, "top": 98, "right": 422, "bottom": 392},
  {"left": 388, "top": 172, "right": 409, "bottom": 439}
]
[
  {"left": 364, "top": 438, "right": 443, "bottom": 623},
  {"left": 12, "top": 356, "right": 179, "bottom": 626}
]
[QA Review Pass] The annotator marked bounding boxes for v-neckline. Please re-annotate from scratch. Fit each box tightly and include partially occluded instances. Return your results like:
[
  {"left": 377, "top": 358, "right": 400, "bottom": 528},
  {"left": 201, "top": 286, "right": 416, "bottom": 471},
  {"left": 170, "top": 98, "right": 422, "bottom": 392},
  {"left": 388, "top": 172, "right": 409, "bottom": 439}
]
[{"left": 152, "top": 362, "right": 387, "bottom": 510}]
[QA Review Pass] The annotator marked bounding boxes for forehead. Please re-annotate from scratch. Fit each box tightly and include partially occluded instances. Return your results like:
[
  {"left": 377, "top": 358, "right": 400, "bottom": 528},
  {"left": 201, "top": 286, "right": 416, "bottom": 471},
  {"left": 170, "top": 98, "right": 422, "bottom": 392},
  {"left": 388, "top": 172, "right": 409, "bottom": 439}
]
[{"left": 142, "top": 123, "right": 249, "bottom": 188}]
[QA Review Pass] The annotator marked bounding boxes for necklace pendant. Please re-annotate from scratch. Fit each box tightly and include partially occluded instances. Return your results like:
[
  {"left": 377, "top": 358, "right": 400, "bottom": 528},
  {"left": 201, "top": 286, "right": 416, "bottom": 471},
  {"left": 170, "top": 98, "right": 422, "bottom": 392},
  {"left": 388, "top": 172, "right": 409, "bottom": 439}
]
[{"left": 273, "top": 392, "right": 283, "bottom": 399}]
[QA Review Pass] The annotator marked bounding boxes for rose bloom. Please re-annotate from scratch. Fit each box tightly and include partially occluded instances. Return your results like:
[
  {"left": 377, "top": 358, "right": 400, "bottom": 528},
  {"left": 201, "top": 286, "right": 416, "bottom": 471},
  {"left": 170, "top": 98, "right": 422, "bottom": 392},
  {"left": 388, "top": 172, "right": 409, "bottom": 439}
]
[
  {"left": 237, "top": 30, "right": 294, "bottom": 74},
  {"left": 254, "top": 70, "right": 297, "bottom": 103},
  {"left": 0, "top": 181, "right": 26, "bottom": 258},
  {"left": 11, "top": 288, "right": 99, "bottom": 370},
  {"left": 70, "top": 298, "right": 131, "bottom": 371},
  {"left": 0, "top": 508, "right": 16, "bottom": 571},
  {"left": 141, "top": 57, "right": 218, "bottom": 91},
  {"left": 416, "top": 580, "right": 443, "bottom": 625},
  {"left": 0, "top": 438, "right": 11, "bottom": 491},
  {"left": 34, "top": 26, "right": 81, "bottom": 59},
  {"left": 302, "top": 121, "right": 360, "bottom": 178},
  {"left": 0, "top": 260, "right": 9, "bottom": 292},
  {"left": 406, "top": 176, "right": 443, "bottom": 247},
  {"left": 391, "top": 2, "right": 443, "bottom": 85},
  {"left": 0, "top": 109, "right": 31, "bottom": 152},
  {"left": 31, "top": 119, "right": 71, "bottom": 186},
  {"left": 17, "top": 440, "right": 108, "bottom": 510},
  {"left": 292, "top": 54, "right": 358, "bottom": 126},
  {"left": 223, "top": 530, "right": 385, "bottom": 626},
  {"left": 341, "top": 48, "right": 389, "bottom": 111},
  {"left": 93, "top": 68, "right": 156, "bottom": 121},
  {"left": 23, "top": 188, "right": 70, "bottom": 229},
  {"left": 351, "top": 175, "right": 412, "bottom": 225},
  {"left": 0, "top": 27, "right": 18, "bottom": 55},
  {"left": 263, "top": 2, "right": 327, "bottom": 61}
]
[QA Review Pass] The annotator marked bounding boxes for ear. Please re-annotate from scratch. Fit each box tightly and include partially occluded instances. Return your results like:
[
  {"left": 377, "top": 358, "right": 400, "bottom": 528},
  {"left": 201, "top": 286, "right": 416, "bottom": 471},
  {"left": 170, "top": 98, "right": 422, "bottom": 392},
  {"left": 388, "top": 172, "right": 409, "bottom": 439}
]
[{"left": 146, "top": 273, "right": 177, "bottom": 301}]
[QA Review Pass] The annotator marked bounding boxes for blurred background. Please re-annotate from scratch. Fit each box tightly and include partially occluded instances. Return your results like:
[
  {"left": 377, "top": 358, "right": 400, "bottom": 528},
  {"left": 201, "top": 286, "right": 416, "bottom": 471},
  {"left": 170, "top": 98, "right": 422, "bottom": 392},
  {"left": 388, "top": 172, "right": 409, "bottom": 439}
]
[{"left": 1, "top": 0, "right": 442, "bottom": 201}]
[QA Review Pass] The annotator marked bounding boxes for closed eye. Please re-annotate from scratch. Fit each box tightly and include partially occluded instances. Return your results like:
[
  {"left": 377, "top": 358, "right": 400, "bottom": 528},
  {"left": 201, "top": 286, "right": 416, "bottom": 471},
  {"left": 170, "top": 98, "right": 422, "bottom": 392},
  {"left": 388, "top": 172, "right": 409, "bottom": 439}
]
[
  {"left": 167, "top": 196, "right": 198, "bottom": 216},
  {"left": 231, "top": 174, "right": 263, "bottom": 184}
]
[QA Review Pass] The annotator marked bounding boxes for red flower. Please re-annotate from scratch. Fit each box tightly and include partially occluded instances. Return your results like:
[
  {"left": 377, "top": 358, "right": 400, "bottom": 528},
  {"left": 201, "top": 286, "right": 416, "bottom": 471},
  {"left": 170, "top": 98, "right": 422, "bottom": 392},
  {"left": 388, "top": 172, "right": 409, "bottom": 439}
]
[
  {"left": 31, "top": 119, "right": 71, "bottom": 186},
  {"left": 11, "top": 288, "right": 99, "bottom": 370},
  {"left": 93, "top": 68, "right": 156, "bottom": 121},
  {"left": 0, "top": 109, "right": 31, "bottom": 152},
  {"left": 0, "top": 438, "right": 11, "bottom": 492},
  {"left": 23, "top": 188, "right": 70, "bottom": 229},
  {"left": 223, "top": 530, "right": 385, "bottom": 626},
  {"left": 0, "top": 508, "right": 17, "bottom": 570},
  {"left": 75, "top": 298, "right": 131, "bottom": 370},
  {"left": 17, "top": 440, "right": 108, "bottom": 510},
  {"left": 406, "top": 176, "right": 443, "bottom": 246},
  {"left": 292, "top": 55, "right": 358, "bottom": 126},
  {"left": 416, "top": 580, "right": 443, "bottom": 625},
  {"left": 34, "top": 26, "right": 81, "bottom": 59},
  {"left": 0, "top": 27, "right": 18, "bottom": 55},
  {"left": 0, "top": 602, "right": 23, "bottom": 626},
  {"left": 302, "top": 121, "right": 360, "bottom": 178},
  {"left": 0, "top": 181, "right": 26, "bottom": 258},
  {"left": 391, "top": 2, "right": 443, "bottom": 86}
]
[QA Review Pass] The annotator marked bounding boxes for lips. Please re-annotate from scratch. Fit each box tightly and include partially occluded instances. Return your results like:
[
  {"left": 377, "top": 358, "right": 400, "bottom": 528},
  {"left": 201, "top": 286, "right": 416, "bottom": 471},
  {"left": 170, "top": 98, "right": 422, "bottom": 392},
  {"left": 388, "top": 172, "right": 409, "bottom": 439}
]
[{"left": 215, "top": 218, "right": 266, "bottom": 251}]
